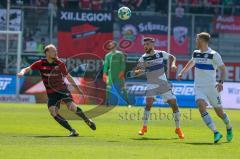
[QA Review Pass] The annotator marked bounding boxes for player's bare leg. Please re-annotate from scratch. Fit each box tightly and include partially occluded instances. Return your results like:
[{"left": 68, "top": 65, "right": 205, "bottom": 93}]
[
  {"left": 197, "top": 99, "right": 222, "bottom": 143},
  {"left": 138, "top": 97, "right": 154, "bottom": 135},
  {"left": 67, "top": 102, "right": 96, "bottom": 130},
  {"left": 167, "top": 99, "right": 184, "bottom": 139},
  {"left": 48, "top": 106, "right": 78, "bottom": 137},
  {"left": 214, "top": 107, "right": 233, "bottom": 142}
]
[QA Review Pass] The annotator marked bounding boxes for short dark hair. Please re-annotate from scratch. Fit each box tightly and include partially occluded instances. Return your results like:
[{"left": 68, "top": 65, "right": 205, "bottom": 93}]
[
  {"left": 143, "top": 37, "right": 155, "bottom": 42},
  {"left": 197, "top": 32, "right": 211, "bottom": 43}
]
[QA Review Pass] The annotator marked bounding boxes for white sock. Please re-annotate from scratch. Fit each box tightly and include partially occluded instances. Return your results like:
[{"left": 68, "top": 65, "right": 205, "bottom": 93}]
[
  {"left": 173, "top": 110, "right": 180, "bottom": 128},
  {"left": 143, "top": 109, "right": 150, "bottom": 126},
  {"left": 222, "top": 113, "right": 232, "bottom": 129},
  {"left": 201, "top": 112, "right": 218, "bottom": 133}
]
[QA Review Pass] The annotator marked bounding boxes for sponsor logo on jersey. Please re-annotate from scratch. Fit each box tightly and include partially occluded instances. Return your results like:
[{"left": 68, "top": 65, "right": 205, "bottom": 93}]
[
  {"left": 42, "top": 73, "right": 59, "bottom": 77},
  {"left": 147, "top": 58, "right": 163, "bottom": 65},
  {"left": 195, "top": 53, "right": 201, "bottom": 57},
  {"left": 195, "top": 58, "right": 208, "bottom": 63}
]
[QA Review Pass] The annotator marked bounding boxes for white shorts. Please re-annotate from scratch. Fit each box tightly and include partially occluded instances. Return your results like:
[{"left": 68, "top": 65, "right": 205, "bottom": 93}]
[
  {"left": 147, "top": 89, "right": 176, "bottom": 103},
  {"left": 194, "top": 86, "right": 222, "bottom": 107}
]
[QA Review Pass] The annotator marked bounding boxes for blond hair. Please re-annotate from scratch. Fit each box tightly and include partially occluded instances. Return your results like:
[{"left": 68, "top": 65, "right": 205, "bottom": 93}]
[{"left": 197, "top": 32, "right": 211, "bottom": 43}]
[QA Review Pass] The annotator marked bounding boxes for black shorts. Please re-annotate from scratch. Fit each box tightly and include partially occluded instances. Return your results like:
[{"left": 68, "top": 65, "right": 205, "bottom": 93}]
[{"left": 47, "top": 91, "right": 73, "bottom": 108}]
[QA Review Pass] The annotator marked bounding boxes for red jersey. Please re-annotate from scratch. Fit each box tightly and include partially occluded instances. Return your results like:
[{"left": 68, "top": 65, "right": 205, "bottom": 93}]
[{"left": 30, "top": 58, "right": 69, "bottom": 94}]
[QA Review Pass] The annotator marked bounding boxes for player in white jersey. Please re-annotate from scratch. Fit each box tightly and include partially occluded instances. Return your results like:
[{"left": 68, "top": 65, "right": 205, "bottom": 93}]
[
  {"left": 177, "top": 32, "right": 233, "bottom": 143},
  {"left": 134, "top": 37, "right": 184, "bottom": 139}
]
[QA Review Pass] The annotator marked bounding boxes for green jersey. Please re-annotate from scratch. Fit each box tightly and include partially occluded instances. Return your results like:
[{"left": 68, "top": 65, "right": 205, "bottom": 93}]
[{"left": 103, "top": 50, "right": 126, "bottom": 84}]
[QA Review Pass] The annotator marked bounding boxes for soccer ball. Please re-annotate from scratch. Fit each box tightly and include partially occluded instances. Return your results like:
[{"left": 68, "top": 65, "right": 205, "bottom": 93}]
[{"left": 118, "top": 6, "right": 131, "bottom": 20}]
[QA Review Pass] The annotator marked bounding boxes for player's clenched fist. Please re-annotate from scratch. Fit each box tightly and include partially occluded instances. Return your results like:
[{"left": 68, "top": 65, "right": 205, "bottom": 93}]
[
  {"left": 134, "top": 69, "right": 141, "bottom": 76},
  {"left": 177, "top": 73, "right": 183, "bottom": 80},
  {"left": 118, "top": 71, "right": 125, "bottom": 80},
  {"left": 17, "top": 72, "right": 24, "bottom": 77},
  {"left": 103, "top": 73, "right": 108, "bottom": 83},
  {"left": 215, "top": 83, "right": 223, "bottom": 92}
]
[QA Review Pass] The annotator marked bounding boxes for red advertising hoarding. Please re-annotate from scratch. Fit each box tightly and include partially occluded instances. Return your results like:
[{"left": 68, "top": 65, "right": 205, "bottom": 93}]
[{"left": 57, "top": 10, "right": 113, "bottom": 58}]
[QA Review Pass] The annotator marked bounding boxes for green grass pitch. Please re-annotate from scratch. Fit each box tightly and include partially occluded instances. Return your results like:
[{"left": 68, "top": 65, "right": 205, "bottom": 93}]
[{"left": 0, "top": 103, "right": 240, "bottom": 159}]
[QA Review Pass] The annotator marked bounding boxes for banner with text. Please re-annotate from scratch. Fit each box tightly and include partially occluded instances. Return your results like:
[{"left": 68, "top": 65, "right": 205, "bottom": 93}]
[
  {"left": 113, "top": 80, "right": 239, "bottom": 109},
  {"left": 57, "top": 10, "right": 113, "bottom": 58},
  {"left": 0, "top": 74, "right": 25, "bottom": 94},
  {"left": 118, "top": 14, "right": 190, "bottom": 55},
  {"left": 214, "top": 16, "right": 240, "bottom": 33}
]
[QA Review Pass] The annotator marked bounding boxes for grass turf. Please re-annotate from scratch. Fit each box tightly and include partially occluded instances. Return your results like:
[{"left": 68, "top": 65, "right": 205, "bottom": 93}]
[{"left": 0, "top": 103, "right": 240, "bottom": 159}]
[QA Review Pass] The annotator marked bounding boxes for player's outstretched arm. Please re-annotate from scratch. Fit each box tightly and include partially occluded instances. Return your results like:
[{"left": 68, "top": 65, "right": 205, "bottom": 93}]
[
  {"left": 177, "top": 59, "right": 195, "bottom": 80},
  {"left": 66, "top": 73, "right": 83, "bottom": 95},
  {"left": 17, "top": 67, "right": 31, "bottom": 77}
]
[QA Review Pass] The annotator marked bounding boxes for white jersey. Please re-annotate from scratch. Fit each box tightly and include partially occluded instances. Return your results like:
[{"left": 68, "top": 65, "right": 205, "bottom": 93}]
[
  {"left": 138, "top": 50, "right": 171, "bottom": 93},
  {"left": 192, "top": 47, "right": 224, "bottom": 87}
]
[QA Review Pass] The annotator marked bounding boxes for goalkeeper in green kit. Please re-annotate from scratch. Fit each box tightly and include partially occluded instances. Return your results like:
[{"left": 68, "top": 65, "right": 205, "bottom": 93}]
[{"left": 103, "top": 41, "right": 131, "bottom": 106}]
